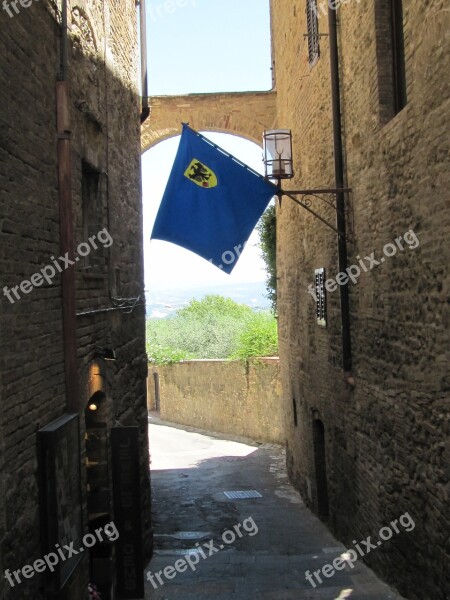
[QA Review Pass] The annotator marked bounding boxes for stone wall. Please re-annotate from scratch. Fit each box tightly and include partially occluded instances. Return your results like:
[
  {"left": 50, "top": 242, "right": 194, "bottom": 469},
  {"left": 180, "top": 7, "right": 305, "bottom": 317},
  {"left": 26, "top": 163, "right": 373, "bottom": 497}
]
[
  {"left": 149, "top": 359, "right": 283, "bottom": 444},
  {"left": 0, "top": 2, "right": 150, "bottom": 598},
  {"left": 272, "top": 1, "right": 449, "bottom": 599},
  {"left": 141, "top": 91, "right": 277, "bottom": 151}
]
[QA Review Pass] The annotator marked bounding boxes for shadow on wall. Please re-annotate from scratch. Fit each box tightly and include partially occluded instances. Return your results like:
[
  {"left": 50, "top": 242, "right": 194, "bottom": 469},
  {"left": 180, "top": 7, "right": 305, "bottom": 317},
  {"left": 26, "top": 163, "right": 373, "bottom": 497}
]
[{"left": 0, "top": 2, "right": 150, "bottom": 600}]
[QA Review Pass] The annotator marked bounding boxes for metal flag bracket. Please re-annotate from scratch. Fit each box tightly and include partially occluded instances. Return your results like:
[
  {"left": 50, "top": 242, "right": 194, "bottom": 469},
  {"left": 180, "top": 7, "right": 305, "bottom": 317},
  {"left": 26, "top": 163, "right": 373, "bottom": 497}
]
[{"left": 277, "top": 187, "right": 353, "bottom": 242}]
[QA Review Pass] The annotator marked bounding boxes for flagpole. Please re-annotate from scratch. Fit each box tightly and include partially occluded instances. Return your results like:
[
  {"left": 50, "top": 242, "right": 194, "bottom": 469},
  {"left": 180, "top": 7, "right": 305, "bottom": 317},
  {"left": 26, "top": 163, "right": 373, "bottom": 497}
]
[
  {"left": 182, "top": 123, "right": 280, "bottom": 192},
  {"left": 182, "top": 125, "right": 346, "bottom": 237}
]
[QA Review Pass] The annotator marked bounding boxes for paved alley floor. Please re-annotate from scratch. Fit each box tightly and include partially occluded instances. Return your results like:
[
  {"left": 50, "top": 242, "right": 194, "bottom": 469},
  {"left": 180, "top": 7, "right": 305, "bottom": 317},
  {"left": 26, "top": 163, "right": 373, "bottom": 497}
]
[{"left": 145, "top": 414, "right": 407, "bottom": 600}]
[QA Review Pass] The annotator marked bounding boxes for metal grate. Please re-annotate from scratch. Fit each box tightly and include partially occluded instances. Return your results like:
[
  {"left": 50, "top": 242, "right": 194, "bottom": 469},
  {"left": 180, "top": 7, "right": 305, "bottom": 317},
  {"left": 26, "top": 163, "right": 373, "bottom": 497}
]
[
  {"left": 223, "top": 490, "right": 262, "bottom": 499},
  {"left": 315, "top": 268, "right": 327, "bottom": 327},
  {"left": 306, "top": 0, "right": 320, "bottom": 67}
]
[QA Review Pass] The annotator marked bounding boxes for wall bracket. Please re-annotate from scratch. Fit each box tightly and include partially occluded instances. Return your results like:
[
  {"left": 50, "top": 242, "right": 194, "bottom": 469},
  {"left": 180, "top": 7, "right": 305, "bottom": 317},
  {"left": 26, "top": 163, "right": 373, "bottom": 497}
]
[{"left": 278, "top": 187, "right": 352, "bottom": 240}]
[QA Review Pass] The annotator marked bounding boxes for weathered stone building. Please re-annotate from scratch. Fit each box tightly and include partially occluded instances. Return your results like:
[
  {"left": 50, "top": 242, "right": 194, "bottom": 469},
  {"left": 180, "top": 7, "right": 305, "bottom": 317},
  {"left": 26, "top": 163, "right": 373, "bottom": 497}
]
[
  {"left": 271, "top": 1, "right": 449, "bottom": 598},
  {"left": 141, "top": 90, "right": 277, "bottom": 152},
  {"left": 0, "top": 1, "right": 151, "bottom": 599},
  {"left": 71, "top": 0, "right": 446, "bottom": 597}
]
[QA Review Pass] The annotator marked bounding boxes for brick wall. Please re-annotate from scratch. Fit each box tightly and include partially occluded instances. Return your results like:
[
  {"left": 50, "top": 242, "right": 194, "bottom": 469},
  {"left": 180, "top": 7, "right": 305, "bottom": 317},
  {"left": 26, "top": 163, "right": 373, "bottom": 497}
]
[
  {"left": 0, "top": 1, "right": 150, "bottom": 598},
  {"left": 149, "top": 358, "right": 283, "bottom": 444},
  {"left": 272, "top": 1, "right": 449, "bottom": 598}
]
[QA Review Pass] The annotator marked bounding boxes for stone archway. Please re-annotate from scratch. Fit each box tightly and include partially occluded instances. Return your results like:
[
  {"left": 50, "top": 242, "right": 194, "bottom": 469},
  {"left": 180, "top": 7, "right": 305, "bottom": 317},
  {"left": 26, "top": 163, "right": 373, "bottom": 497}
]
[{"left": 141, "top": 90, "right": 277, "bottom": 152}]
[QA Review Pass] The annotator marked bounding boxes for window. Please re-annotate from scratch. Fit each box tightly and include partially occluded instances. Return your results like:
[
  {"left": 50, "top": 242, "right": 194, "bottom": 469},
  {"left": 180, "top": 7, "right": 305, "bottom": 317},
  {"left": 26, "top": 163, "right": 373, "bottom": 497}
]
[
  {"left": 312, "top": 419, "right": 329, "bottom": 518},
  {"left": 81, "top": 161, "right": 105, "bottom": 269},
  {"left": 390, "top": 0, "right": 407, "bottom": 114},
  {"left": 374, "top": 0, "right": 407, "bottom": 122},
  {"left": 306, "top": 0, "right": 320, "bottom": 67}
]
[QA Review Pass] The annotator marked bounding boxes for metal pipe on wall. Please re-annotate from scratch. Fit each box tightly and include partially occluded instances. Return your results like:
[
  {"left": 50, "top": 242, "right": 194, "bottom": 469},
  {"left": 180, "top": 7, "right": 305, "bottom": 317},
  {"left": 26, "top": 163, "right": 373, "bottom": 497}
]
[
  {"left": 139, "top": 0, "right": 150, "bottom": 124},
  {"left": 327, "top": 7, "right": 354, "bottom": 384},
  {"left": 57, "top": 0, "right": 79, "bottom": 412}
]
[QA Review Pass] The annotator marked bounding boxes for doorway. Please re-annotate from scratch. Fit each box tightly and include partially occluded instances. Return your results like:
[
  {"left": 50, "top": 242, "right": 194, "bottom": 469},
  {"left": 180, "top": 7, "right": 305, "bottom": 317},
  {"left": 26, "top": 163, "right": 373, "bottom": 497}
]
[
  {"left": 312, "top": 419, "right": 329, "bottom": 519},
  {"left": 85, "top": 391, "right": 113, "bottom": 599}
]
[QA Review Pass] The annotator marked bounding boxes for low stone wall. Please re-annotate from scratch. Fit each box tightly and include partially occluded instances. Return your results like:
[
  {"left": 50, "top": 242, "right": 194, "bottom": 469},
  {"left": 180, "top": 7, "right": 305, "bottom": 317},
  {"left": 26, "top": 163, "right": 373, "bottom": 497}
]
[{"left": 147, "top": 358, "right": 284, "bottom": 444}]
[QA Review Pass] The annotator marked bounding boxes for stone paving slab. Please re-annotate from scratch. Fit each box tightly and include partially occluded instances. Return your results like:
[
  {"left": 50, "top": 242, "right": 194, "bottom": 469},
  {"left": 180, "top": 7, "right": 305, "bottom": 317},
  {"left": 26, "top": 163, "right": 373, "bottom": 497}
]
[{"left": 145, "top": 415, "right": 408, "bottom": 600}]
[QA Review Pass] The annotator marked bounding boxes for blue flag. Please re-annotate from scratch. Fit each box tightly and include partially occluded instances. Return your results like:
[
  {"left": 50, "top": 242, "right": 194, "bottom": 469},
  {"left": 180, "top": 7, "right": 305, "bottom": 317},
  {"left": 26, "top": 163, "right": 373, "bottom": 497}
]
[{"left": 151, "top": 124, "right": 278, "bottom": 274}]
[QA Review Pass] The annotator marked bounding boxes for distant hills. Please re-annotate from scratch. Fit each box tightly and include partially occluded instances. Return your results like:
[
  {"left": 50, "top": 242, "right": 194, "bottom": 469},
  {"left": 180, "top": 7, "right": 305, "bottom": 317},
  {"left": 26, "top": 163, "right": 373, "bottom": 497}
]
[{"left": 145, "top": 281, "right": 270, "bottom": 318}]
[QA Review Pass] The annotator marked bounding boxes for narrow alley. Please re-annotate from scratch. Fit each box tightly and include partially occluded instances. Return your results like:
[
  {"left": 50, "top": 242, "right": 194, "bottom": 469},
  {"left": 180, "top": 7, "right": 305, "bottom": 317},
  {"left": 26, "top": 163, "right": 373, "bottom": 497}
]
[
  {"left": 1, "top": 2, "right": 448, "bottom": 599},
  {"left": 145, "top": 414, "right": 406, "bottom": 600}
]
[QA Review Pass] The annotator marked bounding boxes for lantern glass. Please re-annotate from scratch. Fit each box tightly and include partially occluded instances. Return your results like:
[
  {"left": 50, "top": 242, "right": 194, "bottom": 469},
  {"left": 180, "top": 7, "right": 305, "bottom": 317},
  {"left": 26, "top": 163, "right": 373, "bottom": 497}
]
[{"left": 263, "top": 129, "right": 293, "bottom": 180}]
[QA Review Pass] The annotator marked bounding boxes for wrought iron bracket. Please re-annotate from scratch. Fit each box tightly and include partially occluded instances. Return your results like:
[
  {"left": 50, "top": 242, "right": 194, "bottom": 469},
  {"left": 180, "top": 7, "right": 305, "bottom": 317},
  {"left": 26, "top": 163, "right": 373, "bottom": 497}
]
[{"left": 277, "top": 187, "right": 352, "bottom": 241}]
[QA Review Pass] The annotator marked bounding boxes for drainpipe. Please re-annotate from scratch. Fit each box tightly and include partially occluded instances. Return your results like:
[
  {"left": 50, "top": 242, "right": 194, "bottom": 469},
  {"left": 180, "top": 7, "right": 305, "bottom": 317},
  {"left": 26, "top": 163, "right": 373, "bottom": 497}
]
[
  {"left": 139, "top": 0, "right": 150, "bottom": 124},
  {"left": 60, "top": 0, "right": 68, "bottom": 81},
  {"left": 328, "top": 7, "right": 354, "bottom": 385},
  {"left": 57, "top": 0, "right": 79, "bottom": 412}
]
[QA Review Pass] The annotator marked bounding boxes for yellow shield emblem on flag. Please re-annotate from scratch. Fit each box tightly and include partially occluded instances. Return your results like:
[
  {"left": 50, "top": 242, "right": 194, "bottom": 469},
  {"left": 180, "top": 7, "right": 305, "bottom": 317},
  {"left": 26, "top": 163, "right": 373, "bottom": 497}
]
[{"left": 184, "top": 159, "right": 218, "bottom": 189}]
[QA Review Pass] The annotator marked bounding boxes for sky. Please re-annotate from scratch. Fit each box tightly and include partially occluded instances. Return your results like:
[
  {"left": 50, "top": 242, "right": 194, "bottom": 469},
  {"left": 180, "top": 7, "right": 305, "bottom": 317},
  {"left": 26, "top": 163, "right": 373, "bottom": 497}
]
[
  {"left": 142, "top": 0, "right": 272, "bottom": 290},
  {"left": 146, "top": 0, "right": 272, "bottom": 96}
]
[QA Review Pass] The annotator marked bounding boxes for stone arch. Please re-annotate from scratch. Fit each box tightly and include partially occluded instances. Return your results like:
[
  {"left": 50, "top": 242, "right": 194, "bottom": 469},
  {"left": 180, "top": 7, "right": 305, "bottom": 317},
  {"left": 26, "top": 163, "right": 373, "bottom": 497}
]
[{"left": 141, "top": 90, "right": 277, "bottom": 153}]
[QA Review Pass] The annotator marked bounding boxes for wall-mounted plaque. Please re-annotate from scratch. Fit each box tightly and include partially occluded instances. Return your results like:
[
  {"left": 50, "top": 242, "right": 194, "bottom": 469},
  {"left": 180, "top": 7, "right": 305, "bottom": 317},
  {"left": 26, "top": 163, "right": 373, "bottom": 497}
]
[{"left": 38, "top": 413, "right": 83, "bottom": 593}]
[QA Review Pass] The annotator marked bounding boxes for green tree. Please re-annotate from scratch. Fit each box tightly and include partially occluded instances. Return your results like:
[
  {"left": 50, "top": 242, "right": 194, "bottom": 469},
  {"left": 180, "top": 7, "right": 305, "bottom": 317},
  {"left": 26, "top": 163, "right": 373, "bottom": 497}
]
[
  {"left": 146, "top": 295, "right": 278, "bottom": 364},
  {"left": 257, "top": 203, "right": 277, "bottom": 312},
  {"left": 177, "top": 295, "right": 252, "bottom": 320},
  {"left": 146, "top": 295, "right": 254, "bottom": 362}
]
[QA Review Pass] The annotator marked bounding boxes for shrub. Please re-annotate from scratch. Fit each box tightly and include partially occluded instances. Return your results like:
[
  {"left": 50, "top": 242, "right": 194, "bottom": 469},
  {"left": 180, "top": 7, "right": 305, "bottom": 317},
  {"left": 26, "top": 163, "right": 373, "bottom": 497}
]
[
  {"left": 231, "top": 311, "right": 278, "bottom": 359},
  {"left": 147, "top": 342, "right": 193, "bottom": 365},
  {"left": 146, "top": 295, "right": 257, "bottom": 363},
  {"left": 257, "top": 203, "right": 277, "bottom": 312}
]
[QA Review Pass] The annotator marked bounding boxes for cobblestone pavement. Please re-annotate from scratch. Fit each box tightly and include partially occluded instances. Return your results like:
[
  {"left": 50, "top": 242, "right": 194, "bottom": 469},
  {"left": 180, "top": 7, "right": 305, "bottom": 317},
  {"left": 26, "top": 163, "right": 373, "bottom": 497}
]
[{"left": 145, "top": 414, "right": 407, "bottom": 600}]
